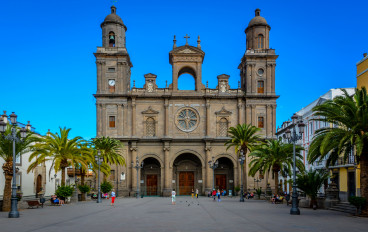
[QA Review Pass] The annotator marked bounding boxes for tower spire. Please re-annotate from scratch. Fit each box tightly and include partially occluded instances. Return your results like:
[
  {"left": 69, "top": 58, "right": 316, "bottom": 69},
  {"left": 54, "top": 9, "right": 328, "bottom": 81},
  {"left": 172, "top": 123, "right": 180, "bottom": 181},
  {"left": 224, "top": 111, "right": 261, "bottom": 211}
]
[
  {"left": 184, "top": 34, "right": 190, "bottom": 45},
  {"left": 173, "top": 35, "right": 177, "bottom": 49},
  {"left": 197, "top": 36, "right": 201, "bottom": 49}
]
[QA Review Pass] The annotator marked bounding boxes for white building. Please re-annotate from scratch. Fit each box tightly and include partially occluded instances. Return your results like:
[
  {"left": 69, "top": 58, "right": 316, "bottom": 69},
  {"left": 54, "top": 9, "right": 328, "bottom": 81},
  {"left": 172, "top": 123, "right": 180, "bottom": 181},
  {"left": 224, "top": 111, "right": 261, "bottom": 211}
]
[
  {"left": 276, "top": 88, "right": 355, "bottom": 194},
  {"left": 0, "top": 111, "right": 76, "bottom": 204}
]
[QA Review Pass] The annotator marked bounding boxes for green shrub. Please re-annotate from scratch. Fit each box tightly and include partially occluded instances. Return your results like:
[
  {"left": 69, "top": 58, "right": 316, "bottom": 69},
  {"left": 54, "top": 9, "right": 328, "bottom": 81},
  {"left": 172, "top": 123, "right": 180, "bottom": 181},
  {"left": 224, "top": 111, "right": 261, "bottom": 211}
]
[
  {"left": 349, "top": 196, "right": 366, "bottom": 208},
  {"left": 255, "top": 187, "right": 262, "bottom": 198},
  {"left": 101, "top": 181, "right": 113, "bottom": 193},
  {"left": 234, "top": 186, "right": 240, "bottom": 192},
  {"left": 55, "top": 185, "right": 74, "bottom": 198},
  {"left": 78, "top": 184, "right": 91, "bottom": 194}
]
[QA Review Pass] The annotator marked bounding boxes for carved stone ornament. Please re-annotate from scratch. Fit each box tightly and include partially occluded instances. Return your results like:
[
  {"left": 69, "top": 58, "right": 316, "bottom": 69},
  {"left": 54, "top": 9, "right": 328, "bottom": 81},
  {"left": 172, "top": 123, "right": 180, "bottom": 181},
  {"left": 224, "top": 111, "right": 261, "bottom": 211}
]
[
  {"left": 215, "top": 106, "right": 232, "bottom": 116},
  {"left": 175, "top": 107, "right": 200, "bottom": 132},
  {"left": 141, "top": 106, "right": 159, "bottom": 115},
  {"left": 220, "top": 81, "right": 227, "bottom": 93},
  {"left": 147, "top": 80, "right": 154, "bottom": 92}
]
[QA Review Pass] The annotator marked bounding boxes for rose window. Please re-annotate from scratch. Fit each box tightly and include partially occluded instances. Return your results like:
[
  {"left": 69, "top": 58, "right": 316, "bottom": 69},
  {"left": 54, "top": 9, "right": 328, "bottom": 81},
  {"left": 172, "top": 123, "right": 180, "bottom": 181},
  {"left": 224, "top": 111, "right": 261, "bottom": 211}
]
[{"left": 176, "top": 108, "right": 199, "bottom": 132}]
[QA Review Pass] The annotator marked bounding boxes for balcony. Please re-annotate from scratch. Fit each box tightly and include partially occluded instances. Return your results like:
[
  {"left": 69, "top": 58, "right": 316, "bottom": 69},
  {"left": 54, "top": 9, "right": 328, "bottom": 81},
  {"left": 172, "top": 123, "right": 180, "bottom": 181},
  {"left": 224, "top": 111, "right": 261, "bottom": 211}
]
[
  {"left": 329, "top": 156, "right": 356, "bottom": 168},
  {"left": 67, "top": 168, "right": 81, "bottom": 177}
]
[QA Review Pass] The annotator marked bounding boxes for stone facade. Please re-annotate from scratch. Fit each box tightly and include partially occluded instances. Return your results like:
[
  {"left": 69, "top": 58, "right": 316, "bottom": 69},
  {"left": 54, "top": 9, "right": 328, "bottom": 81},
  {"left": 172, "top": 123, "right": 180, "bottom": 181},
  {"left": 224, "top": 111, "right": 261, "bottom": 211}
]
[{"left": 94, "top": 7, "right": 279, "bottom": 196}]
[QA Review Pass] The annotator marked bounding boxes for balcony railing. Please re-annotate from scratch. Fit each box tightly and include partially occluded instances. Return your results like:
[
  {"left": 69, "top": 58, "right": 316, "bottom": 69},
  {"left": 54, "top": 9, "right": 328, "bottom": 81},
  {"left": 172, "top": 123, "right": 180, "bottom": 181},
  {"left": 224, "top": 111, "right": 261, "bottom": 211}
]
[
  {"left": 329, "top": 155, "right": 356, "bottom": 168},
  {"left": 67, "top": 168, "right": 81, "bottom": 177}
]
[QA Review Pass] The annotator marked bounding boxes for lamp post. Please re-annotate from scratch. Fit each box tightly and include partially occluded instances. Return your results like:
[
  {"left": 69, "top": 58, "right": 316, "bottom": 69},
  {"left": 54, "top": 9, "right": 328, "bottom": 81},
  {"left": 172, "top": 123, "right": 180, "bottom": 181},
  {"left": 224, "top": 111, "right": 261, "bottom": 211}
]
[
  {"left": 94, "top": 150, "right": 103, "bottom": 203},
  {"left": 254, "top": 178, "right": 262, "bottom": 189},
  {"left": 0, "top": 112, "right": 28, "bottom": 218},
  {"left": 208, "top": 157, "right": 218, "bottom": 191},
  {"left": 285, "top": 113, "right": 305, "bottom": 215},
  {"left": 132, "top": 156, "right": 143, "bottom": 198},
  {"left": 238, "top": 150, "right": 245, "bottom": 202}
]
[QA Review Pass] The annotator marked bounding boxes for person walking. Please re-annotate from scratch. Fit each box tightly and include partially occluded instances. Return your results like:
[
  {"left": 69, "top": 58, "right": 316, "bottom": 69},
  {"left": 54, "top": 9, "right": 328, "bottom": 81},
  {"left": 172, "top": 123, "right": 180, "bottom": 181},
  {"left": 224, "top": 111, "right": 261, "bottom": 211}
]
[
  {"left": 217, "top": 189, "right": 221, "bottom": 202},
  {"left": 191, "top": 189, "right": 195, "bottom": 198},
  {"left": 172, "top": 189, "right": 176, "bottom": 205},
  {"left": 196, "top": 189, "right": 199, "bottom": 198},
  {"left": 212, "top": 189, "right": 217, "bottom": 201},
  {"left": 111, "top": 189, "right": 116, "bottom": 207}
]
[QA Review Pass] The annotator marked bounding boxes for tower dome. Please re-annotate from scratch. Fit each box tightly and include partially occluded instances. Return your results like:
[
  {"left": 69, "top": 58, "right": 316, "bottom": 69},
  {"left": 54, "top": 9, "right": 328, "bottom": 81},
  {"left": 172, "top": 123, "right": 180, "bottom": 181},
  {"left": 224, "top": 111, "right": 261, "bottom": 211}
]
[
  {"left": 247, "top": 9, "right": 268, "bottom": 28},
  {"left": 101, "top": 6, "right": 126, "bottom": 29}
]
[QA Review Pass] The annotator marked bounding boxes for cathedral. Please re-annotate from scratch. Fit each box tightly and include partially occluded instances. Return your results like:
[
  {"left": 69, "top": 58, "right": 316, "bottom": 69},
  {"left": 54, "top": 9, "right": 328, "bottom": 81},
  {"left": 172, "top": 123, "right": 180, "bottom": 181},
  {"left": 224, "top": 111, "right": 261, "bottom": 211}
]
[{"left": 94, "top": 6, "right": 278, "bottom": 196}]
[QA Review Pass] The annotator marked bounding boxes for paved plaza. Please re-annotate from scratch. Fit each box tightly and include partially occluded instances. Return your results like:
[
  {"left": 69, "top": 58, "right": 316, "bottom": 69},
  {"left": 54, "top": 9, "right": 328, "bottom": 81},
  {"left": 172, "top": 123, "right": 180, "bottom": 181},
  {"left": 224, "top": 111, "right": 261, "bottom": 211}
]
[{"left": 1, "top": 197, "right": 367, "bottom": 232}]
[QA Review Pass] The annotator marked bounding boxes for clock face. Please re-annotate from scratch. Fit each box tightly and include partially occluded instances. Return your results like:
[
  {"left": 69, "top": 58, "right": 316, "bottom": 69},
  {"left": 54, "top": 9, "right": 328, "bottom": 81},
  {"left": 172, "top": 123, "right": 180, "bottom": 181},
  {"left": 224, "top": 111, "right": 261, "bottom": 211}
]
[{"left": 108, "top": 80, "right": 115, "bottom": 86}]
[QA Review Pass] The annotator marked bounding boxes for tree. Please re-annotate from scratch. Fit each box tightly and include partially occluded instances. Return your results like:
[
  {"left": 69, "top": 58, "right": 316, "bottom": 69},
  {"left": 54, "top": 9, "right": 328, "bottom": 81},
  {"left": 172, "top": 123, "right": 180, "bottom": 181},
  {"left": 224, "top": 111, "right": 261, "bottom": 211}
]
[
  {"left": 248, "top": 139, "right": 304, "bottom": 194},
  {"left": 91, "top": 136, "right": 125, "bottom": 180},
  {"left": 28, "top": 127, "right": 89, "bottom": 186},
  {"left": 0, "top": 124, "right": 35, "bottom": 211},
  {"left": 225, "top": 124, "right": 262, "bottom": 188},
  {"left": 308, "top": 87, "right": 368, "bottom": 215},
  {"left": 296, "top": 169, "right": 329, "bottom": 209}
]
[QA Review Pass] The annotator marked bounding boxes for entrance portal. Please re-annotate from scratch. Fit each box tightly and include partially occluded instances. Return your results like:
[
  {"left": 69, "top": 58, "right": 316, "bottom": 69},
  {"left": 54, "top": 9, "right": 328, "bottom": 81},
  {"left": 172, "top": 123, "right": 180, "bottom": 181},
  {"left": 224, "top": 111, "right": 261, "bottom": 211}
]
[
  {"left": 146, "top": 175, "right": 158, "bottom": 196},
  {"left": 214, "top": 157, "right": 234, "bottom": 194},
  {"left": 216, "top": 174, "right": 227, "bottom": 191},
  {"left": 141, "top": 157, "right": 161, "bottom": 196},
  {"left": 173, "top": 153, "right": 203, "bottom": 195}
]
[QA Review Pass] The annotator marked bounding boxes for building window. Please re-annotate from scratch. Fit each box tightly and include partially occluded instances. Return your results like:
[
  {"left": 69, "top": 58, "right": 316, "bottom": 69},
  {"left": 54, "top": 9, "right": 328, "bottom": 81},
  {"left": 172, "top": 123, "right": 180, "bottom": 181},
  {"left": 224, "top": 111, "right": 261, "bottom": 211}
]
[
  {"left": 120, "top": 172, "right": 125, "bottom": 181},
  {"left": 257, "top": 34, "right": 264, "bottom": 49},
  {"left": 146, "top": 117, "right": 156, "bottom": 137},
  {"left": 258, "top": 117, "right": 264, "bottom": 128},
  {"left": 108, "top": 68, "right": 115, "bottom": 72},
  {"left": 109, "top": 32, "right": 115, "bottom": 47},
  {"left": 219, "top": 118, "right": 229, "bottom": 137},
  {"left": 176, "top": 108, "right": 199, "bottom": 132},
  {"left": 109, "top": 116, "right": 116, "bottom": 128},
  {"left": 257, "top": 81, "right": 264, "bottom": 93}
]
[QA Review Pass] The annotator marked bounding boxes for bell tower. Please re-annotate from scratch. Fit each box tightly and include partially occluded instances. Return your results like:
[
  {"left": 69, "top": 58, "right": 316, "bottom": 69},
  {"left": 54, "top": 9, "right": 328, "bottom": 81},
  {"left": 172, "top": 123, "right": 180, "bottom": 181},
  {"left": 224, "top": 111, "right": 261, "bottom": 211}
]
[
  {"left": 95, "top": 6, "right": 132, "bottom": 95},
  {"left": 239, "top": 9, "right": 279, "bottom": 139}
]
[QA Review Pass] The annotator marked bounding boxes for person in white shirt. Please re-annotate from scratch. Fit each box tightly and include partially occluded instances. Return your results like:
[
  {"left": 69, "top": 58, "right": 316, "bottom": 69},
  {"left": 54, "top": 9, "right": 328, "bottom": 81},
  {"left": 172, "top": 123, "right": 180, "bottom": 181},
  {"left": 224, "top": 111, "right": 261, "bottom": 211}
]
[{"left": 172, "top": 189, "right": 176, "bottom": 205}]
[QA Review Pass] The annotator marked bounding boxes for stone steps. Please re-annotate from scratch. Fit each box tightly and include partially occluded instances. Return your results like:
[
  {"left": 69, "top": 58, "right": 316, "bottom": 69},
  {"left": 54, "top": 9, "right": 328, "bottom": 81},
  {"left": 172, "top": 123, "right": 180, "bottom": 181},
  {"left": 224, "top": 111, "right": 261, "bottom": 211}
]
[{"left": 329, "top": 202, "right": 357, "bottom": 214}]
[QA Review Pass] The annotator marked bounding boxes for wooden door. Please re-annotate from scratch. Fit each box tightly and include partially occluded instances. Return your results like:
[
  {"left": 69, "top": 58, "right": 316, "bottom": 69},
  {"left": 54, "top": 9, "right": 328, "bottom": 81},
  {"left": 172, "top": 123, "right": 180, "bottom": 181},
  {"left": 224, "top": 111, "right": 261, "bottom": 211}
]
[
  {"left": 179, "top": 172, "right": 194, "bottom": 195},
  {"left": 216, "top": 174, "right": 226, "bottom": 191},
  {"left": 146, "top": 175, "right": 158, "bottom": 196},
  {"left": 36, "top": 175, "right": 42, "bottom": 194}
]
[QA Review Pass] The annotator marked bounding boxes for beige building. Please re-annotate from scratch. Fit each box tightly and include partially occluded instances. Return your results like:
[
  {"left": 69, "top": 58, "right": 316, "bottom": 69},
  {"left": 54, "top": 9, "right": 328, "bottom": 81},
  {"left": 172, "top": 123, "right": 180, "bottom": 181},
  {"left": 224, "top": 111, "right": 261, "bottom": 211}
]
[{"left": 94, "top": 7, "right": 278, "bottom": 196}]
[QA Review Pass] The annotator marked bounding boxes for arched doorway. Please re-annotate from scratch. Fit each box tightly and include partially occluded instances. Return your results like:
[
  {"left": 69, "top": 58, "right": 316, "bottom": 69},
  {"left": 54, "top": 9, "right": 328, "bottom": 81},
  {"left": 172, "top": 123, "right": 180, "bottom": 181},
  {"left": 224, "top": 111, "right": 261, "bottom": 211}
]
[
  {"left": 173, "top": 153, "right": 202, "bottom": 195},
  {"left": 214, "top": 157, "right": 234, "bottom": 194},
  {"left": 141, "top": 157, "right": 161, "bottom": 196},
  {"left": 36, "top": 174, "right": 42, "bottom": 196}
]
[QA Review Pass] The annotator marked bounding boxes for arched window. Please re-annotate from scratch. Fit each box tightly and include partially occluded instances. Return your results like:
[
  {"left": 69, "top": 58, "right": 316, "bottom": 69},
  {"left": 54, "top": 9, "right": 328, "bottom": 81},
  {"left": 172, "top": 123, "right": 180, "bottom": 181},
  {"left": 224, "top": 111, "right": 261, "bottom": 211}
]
[
  {"left": 146, "top": 117, "right": 156, "bottom": 137},
  {"left": 257, "top": 34, "right": 264, "bottom": 49},
  {"left": 257, "top": 81, "right": 264, "bottom": 93},
  {"left": 109, "top": 32, "right": 115, "bottom": 47},
  {"left": 258, "top": 117, "right": 264, "bottom": 128},
  {"left": 219, "top": 118, "right": 229, "bottom": 137}
]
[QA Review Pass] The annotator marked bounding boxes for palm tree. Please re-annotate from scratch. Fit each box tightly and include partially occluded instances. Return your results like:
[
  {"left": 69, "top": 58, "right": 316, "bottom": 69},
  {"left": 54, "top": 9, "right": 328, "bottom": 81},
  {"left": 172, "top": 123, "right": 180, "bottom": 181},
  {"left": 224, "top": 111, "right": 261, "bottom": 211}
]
[
  {"left": 296, "top": 169, "right": 329, "bottom": 209},
  {"left": 0, "top": 124, "right": 35, "bottom": 211},
  {"left": 27, "top": 127, "right": 89, "bottom": 186},
  {"left": 91, "top": 136, "right": 125, "bottom": 180},
  {"left": 248, "top": 139, "right": 304, "bottom": 194},
  {"left": 225, "top": 124, "right": 262, "bottom": 188},
  {"left": 308, "top": 87, "right": 368, "bottom": 215}
]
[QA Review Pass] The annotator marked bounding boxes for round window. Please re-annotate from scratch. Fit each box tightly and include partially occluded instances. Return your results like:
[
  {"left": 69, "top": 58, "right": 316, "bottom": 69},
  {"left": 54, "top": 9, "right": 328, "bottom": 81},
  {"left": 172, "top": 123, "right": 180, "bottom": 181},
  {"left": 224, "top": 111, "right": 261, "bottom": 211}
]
[
  {"left": 176, "top": 108, "right": 199, "bottom": 132},
  {"left": 258, "top": 68, "right": 264, "bottom": 75}
]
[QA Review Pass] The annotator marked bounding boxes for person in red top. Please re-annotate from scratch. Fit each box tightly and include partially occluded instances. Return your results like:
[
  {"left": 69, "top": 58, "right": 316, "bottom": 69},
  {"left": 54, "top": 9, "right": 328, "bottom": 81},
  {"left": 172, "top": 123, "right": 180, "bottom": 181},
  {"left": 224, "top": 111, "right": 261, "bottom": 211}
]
[{"left": 212, "top": 189, "right": 217, "bottom": 201}]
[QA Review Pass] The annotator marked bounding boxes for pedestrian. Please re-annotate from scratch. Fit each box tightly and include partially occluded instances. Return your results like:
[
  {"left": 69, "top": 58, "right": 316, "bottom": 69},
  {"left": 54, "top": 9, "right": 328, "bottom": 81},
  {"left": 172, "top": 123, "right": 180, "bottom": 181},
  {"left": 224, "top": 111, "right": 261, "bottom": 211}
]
[
  {"left": 196, "top": 189, "right": 199, "bottom": 198},
  {"left": 172, "top": 189, "right": 176, "bottom": 205},
  {"left": 212, "top": 189, "right": 217, "bottom": 201},
  {"left": 111, "top": 189, "right": 116, "bottom": 207},
  {"left": 191, "top": 189, "right": 194, "bottom": 198},
  {"left": 217, "top": 189, "right": 221, "bottom": 202}
]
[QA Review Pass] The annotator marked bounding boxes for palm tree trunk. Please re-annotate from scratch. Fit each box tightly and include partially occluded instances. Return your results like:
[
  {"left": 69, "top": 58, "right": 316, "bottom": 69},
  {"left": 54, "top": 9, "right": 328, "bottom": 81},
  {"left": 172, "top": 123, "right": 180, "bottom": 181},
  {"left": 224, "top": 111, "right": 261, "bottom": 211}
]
[
  {"left": 360, "top": 147, "right": 368, "bottom": 216},
  {"left": 61, "top": 167, "right": 66, "bottom": 186},
  {"left": 1, "top": 173, "right": 12, "bottom": 211},
  {"left": 81, "top": 170, "right": 86, "bottom": 201},
  {"left": 274, "top": 171, "right": 279, "bottom": 195}
]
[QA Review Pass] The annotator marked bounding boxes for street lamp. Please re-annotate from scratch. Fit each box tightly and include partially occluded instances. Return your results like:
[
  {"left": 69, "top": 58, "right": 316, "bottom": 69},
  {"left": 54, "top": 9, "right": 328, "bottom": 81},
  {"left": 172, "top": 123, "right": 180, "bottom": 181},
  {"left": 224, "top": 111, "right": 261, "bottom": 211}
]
[
  {"left": 208, "top": 157, "right": 218, "bottom": 191},
  {"left": 0, "top": 112, "right": 28, "bottom": 218},
  {"left": 254, "top": 178, "right": 262, "bottom": 189},
  {"left": 132, "top": 156, "right": 143, "bottom": 198},
  {"left": 285, "top": 113, "right": 305, "bottom": 215},
  {"left": 238, "top": 150, "right": 246, "bottom": 202},
  {"left": 94, "top": 150, "right": 103, "bottom": 203}
]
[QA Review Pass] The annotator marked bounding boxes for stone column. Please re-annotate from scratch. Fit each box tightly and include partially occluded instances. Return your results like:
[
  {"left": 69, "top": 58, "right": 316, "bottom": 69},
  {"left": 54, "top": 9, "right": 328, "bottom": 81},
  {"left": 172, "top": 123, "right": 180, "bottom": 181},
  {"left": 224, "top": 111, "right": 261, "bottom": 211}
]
[
  {"left": 102, "top": 104, "right": 107, "bottom": 136},
  {"left": 101, "top": 61, "right": 106, "bottom": 94},
  {"left": 234, "top": 163, "right": 239, "bottom": 191},
  {"left": 130, "top": 145, "right": 137, "bottom": 195},
  {"left": 96, "top": 61, "right": 102, "bottom": 94},
  {"left": 164, "top": 99, "right": 169, "bottom": 137},
  {"left": 251, "top": 64, "right": 256, "bottom": 94},
  {"left": 272, "top": 105, "right": 276, "bottom": 136},
  {"left": 132, "top": 98, "right": 136, "bottom": 137},
  {"left": 237, "top": 99, "right": 243, "bottom": 125},
  {"left": 172, "top": 65, "right": 178, "bottom": 91},
  {"left": 126, "top": 145, "right": 132, "bottom": 192},
  {"left": 163, "top": 143, "right": 171, "bottom": 196},
  {"left": 245, "top": 104, "right": 251, "bottom": 125},
  {"left": 266, "top": 64, "right": 272, "bottom": 94},
  {"left": 96, "top": 103, "right": 102, "bottom": 137},
  {"left": 117, "top": 62, "right": 124, "bottom": 93},
  {"left": 251, "top": 105, "right": 256, "bottom": 126},
  {"left": 117, "top": 104, "right": 123, "bottom": 136},
  {"left": 123, "top": 103, "right": 128, "bottom": 137},
  {"left": 205, "top": 144, "right": 212, "bottom": 193},
  {"left": 206, "top": 99, "right": 210, "bottom": 136},
  {"left": 266, "top": 104, "right": 271, "bottom": 137},
  {"left": 271, "top": 64, "right": 276, "bottom": 95}
]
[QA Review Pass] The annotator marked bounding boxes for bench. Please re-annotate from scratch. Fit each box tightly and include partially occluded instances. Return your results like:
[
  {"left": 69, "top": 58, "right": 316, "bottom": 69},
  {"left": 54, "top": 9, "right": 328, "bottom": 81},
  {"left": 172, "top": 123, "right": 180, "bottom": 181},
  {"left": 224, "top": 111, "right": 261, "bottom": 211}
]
[
  {"left": 27, "top": 200, "right": 41, "bottom": 209},
  {"left": 50, "top": 198, "right": 60, "bottom": 206},
  {"left": 275, "top": 197, "right": 284, "bottom": 204}
]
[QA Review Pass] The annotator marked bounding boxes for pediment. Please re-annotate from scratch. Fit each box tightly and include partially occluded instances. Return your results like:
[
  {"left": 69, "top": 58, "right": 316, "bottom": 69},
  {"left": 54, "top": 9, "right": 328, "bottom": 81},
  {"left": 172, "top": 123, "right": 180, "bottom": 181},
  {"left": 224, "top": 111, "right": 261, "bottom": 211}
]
[
  {"left": 141, "top": 106, "right": 159, "bottom": 114},
  {"left": 215, "top": 106, "right": 232, "bottom": 115},
  {"left": 170, "top": 45, "right": 205, "bottom": 55}
]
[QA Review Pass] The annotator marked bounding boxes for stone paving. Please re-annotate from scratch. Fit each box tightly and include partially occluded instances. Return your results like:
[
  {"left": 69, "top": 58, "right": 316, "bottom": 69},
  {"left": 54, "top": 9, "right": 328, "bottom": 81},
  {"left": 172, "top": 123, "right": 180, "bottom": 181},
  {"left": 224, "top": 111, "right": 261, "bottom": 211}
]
[{"left": 0, "top": 196, "right": 367, "bottom": 232}]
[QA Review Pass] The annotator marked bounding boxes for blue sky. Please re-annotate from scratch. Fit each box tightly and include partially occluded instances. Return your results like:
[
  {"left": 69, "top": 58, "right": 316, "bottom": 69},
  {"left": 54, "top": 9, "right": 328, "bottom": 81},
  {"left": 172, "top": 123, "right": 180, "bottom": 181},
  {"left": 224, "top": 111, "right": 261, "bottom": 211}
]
[{"left": 0, "top": 0, "right": 366, "bottom": 140}]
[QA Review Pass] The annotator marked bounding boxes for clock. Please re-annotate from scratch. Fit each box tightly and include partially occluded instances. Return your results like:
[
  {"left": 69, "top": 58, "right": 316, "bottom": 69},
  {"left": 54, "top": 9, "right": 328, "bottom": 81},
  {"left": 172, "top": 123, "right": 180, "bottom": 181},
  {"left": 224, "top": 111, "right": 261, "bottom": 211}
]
[{"left": 108, "top": 80, "right": 116, "bottom": 86}]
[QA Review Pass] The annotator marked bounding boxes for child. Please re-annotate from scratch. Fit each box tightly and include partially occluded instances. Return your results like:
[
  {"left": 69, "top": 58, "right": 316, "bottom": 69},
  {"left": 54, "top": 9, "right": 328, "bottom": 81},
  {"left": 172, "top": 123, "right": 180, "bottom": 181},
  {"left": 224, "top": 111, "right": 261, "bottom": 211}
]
[{"left": 172, "top": 189, "right": 176, "bottom": 205}]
